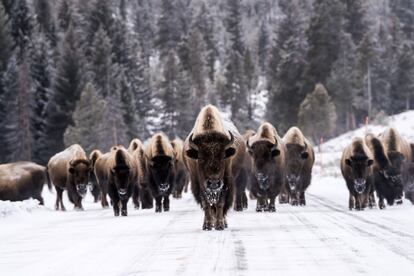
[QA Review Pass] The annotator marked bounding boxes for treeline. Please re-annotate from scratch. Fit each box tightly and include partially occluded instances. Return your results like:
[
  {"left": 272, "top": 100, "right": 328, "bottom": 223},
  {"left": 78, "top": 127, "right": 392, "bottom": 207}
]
[{"left": 0, "top": 0, "right": 413, "bottom": 165}]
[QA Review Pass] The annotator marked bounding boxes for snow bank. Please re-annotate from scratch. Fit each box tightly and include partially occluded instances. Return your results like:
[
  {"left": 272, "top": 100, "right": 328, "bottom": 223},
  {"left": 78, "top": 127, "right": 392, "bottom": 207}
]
[{"left": 0, "top": 199, "right": 42, "bottom": 218}]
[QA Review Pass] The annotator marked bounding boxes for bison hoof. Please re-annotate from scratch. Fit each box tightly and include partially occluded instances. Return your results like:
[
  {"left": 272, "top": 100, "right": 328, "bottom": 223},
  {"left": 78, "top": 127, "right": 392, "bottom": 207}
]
[
  {"left": 379, "top": 203, "right": 386, "bottom": 209},
  {"left": 224, "top": 220, "right": 228, "bottom": 228},
  {"left": 114, "top": 211, "right": 120, "bottom": 216},
  {"left": 234, "top": 205, "right": 243, "bottom": 212},
  {"left": 215, "top": 222, "right": 225, "bottom": 231},
  {"left": 134, "top": 205, "right": 140, "bottom": 210},
  {"left": 396, "top": 199, "right": 403, "bottom": 205},
  {"left": 299, "top": 200, "right": 306, "bottom": 206},
  {"left": 155, "top": 206, "right": 162, "bottom": 213},
  {"left": 121, "top": 210, "right": 128, "bottom": 216},
  {"left": 268, "top": 205, "right": 276, "bottom": 212},
  {"left": 291, "top": 200, "right": 299, "bottom": 206},
  {"left": 203, "top": 222, "right": 213, "bottom": 231},
  {"left": 163, "top": 206, "right": 170, "bottom": 212},
  {"left": 256, "top": 206, "right": 264, "bottom": 212}
]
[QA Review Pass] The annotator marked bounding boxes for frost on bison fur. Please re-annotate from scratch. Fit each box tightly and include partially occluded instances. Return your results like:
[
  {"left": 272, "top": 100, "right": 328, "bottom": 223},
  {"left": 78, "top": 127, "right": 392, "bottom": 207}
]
[
  {"left": 184, "top": 105, "right": 246, "bottom": 230},
  {"left": 47, "top": 144, "right": 91, "bottom": 211}
]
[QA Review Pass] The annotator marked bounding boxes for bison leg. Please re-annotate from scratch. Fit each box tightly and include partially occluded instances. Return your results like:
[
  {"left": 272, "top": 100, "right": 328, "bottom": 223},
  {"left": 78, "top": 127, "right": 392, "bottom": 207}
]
[
  {"left": 348, "top": 193, "right": 355, "bottom": 210},
  {"left": 55, "top": 186, "right": 66, "bottom": 211},
  {"left": 155, "top": 196, "right": 162, "bottom": 213},
  {"left": 140, "top": 187, "right": 154, "bottom": 209},
  {"left": 121, "top": 199, "right": 128, "bottom": 216},
  {"left": 299, "top": 192, "right": 306, "bottom": 206},
  {"left": 101, "top": 190, "right": 109, "bottom": 208},
  {"left": 378, "top": 196, "right": 386, "bottom": 209},
  {"left": 215, "top": 206, "right": 225, "bottom": 231},
  {"left": 256, "top": 197, "right": 266, "bottom": 212},
  {"left": 132, "top": 184, "right": 140, "bottom": 210},
  {"left": 202, "top": 205, "right": 214, "bottom": 231},
  {"left": 112, "top": 196, "right": 120, "bottom": 216},
  {"left": 268, "top": 197, "right": 276, "bottom": 212},
  {"left": 291, "top": 191, "right": 299, "bottom": 206},
  {"left": 368, "top": 193, "right": 376, "bottom": 208},
  {"left": 34, "top": 194, "right": 44, "bottom": 205},
  {"left": 163, "top": 196, "right": 170, "bottom": 212}
]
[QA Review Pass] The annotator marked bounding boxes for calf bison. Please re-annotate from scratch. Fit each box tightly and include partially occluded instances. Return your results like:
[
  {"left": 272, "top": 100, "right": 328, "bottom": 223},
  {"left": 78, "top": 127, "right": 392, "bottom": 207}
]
[
  {"left": 89, "top": 150, "right": 102, "bottom": 203},
  {"left": 145, "top": 133, "right": 176, "bottom": 212},
  {"left": 246, "top": 122, "right": 286, "bottom": 212},
  {"left": 184, "top": 104, "right": 245, "bottom": 230},
  {"left": 366, "top": 128, "right": 412, "bottom": 209},
  {"left": 341, "top": 138, "right": 374, "bottom": 210},
  {"left": 47, "top": 144, "right": 91, "bottom": 211},
  {"left": 0, "top": 162, "right": 51, "bottom": 204},
  {"left": 283, "top": 127, "right": 315, "bottom": 206},
  {"left": 171, "top": 138, "right": 189, "bottom": 199},
  {"left": 94, "top": 146, "right": 138, "bottom": 216}
]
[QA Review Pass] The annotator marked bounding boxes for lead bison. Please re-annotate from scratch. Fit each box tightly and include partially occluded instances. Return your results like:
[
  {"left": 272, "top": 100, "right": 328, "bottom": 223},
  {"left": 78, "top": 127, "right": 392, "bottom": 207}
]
[
  {"left": 246, "top": 122, "right": 286, "bottom": 212},
  {"left": 0, "top": 162, "right": 51, "bottom": 204},
  {"left": 282, "top": 127, "right": 314, "bottom": 206},
  {"left": 94, "top": 146, "right": 138, "bottom": 216},
  {"left": 184, "top": 105, "right": 245, "bottom": 230},
  {"left": 366, "top": 128, "right": 412, "bottom": 209},
  {"left": 47, "top": 144, "right": 91, "bottom": 211},
  {"left": 145, "top": 133, "right": 176, "bottom": 212},
  {"left": 171, "top": 138, "right": 189, "bottom": 199},
  {"left": 341, "top": 138, "right": 374, "bottom": 210}
]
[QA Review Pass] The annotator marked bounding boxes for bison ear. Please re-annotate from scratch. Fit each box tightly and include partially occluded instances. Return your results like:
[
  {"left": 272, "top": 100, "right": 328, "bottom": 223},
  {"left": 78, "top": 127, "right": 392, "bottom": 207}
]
[
  {"left": 345, "top": 159, "right": 352, "bottom": 167},
  {"left": 224, "top": 147, "right": 236, "bottom": 159},
  {"left": 271, "top": 149, "right": 280, "bottom": 158},
  {"left": 186, "top": 149, "right": 198, "bottom": 159},
  {"left": 367, "top": 159, "right": 374, "bottom": 166},
  {"left": 301, "top": 152, "right": 309, "bottom": 159}
]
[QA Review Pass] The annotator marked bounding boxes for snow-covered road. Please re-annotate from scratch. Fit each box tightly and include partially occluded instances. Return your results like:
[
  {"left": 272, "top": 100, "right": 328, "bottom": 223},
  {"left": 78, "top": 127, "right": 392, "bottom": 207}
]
[{"left": 1, "top": 175, "right": 414, "bottom": 276}]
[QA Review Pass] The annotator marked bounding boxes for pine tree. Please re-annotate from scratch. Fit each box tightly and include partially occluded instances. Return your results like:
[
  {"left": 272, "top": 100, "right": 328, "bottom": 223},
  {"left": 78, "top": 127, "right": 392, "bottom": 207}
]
[
  {"left": 244, "top": 48, "right": 257, "bottom": 122},
  {"left": 342, "top": 0, "right": 369, "bottom": 45},
  {"left": 9, "top": 0, "right": 34, "bottom": 56},
  {"left": 0, "top": 2, "right": 12, "bottom": 73},
  {"left": 64, "top": 82, "right": 107, "bottom": 152},
  {"left": 266, "top": 0, "right": 307, "bottom": 133},
  {"left": 57, "top": 0, "right": 71, "bottom": 32},
  {"left": 298, "top": 84, "right": 337, "bottom": 143},
  {"left": 301, "top": 0, "right": 345, "bottom": 95},
  {"left": 34, "top": 0, "right": 57, "bottom": 46},
  {"left": 42, "top": 24, "right": 84, "bottom": 159},
  {"left": 257, "top": 20, "right": 269, "bottom": 74},
  {"left": 134, "top": 1, "right": 154, "bottom": 65}
]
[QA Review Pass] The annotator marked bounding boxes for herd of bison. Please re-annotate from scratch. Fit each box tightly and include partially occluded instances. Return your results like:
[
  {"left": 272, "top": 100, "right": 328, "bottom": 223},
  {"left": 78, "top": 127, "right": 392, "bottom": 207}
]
[{"left": 1, "top": 105, "right": 414, "bottom": 230}]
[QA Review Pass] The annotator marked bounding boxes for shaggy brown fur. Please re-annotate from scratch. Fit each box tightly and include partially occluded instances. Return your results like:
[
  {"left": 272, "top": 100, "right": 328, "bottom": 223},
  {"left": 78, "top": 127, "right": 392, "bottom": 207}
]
[
  {"left": 128, "top": 138, "right": 143, "bottom": 153},
  {"left": 94, "top": 146, "right": 138, "bottom": 216},
  {"left": 171, "top": 138, "right": 189, "bottom": 199},
  {"left": 144, "top": 133, "right": 176, "bottom": 212},
  {"left": 47, "top": 144, "right": 91, "bottom": 211},
  {"left": 0, "top": 162, "right": 50, "bottom": 204},
  {"left": 341, "top": 138, "right": 374, "bottom": 210},
  {"left": 246, "top": 122, "right": 286, "bottom": 212},
  {"left": 282, "top": 127, "right": 315, "bottom": 206},
  {"left": 184, "top": 105, "right": 246, "bottom": 230},
  {"left": 88, "top": 150, "right": 102, "bottom": 203}
]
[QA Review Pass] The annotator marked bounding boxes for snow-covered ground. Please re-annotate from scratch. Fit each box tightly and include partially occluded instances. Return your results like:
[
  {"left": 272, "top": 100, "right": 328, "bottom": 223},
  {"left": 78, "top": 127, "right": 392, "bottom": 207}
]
[{"left": 1, "top": 111, "right": 414, "bottom": 276}]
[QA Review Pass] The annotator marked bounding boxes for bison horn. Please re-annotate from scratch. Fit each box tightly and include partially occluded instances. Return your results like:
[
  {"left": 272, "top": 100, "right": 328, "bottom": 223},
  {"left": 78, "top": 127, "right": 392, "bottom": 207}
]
[
  {"left": 188, "top": 133, "right": 199, "bottom": 151},
  {"left": 246, "top": 139, "right": 252, "bottom": 151},
  {"left": 273, "top": 136, "right": 278, "bottom": 148},
  {"left": 225, "top": 131, "right": 234, "bottom": 149}
]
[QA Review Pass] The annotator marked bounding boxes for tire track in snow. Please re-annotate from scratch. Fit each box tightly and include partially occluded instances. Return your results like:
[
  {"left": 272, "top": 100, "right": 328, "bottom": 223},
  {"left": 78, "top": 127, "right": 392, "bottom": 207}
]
[{"left": 308, "top": 193, "right": 414, "bottom": 263}]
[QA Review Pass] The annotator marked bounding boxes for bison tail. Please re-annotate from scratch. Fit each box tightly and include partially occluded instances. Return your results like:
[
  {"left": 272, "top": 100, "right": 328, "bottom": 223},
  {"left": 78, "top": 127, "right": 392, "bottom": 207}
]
[{"left": 45, "top": 167, "right": 53, "bottom": 191}]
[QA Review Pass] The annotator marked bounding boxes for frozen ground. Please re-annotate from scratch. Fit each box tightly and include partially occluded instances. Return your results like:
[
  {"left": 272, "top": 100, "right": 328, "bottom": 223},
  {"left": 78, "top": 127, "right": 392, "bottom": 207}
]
[{"left": 1, "top": 112, "right": 414, "bottom": 276}]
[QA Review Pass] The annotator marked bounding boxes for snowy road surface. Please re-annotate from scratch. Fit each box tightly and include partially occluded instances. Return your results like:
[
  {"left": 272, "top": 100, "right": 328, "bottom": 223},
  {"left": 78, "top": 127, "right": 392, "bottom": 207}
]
[{"left": 1, "top": 175, "right": 414, "bottom": 276}]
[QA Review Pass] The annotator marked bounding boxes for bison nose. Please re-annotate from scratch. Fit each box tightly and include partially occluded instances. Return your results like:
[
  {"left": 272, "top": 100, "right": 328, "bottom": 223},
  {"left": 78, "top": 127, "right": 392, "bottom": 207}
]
[
  {"left": 206, "top": 179, "right": 221, "bottom": 190},
  {"left": 118, "top": 188, "right": 127, "bottom": 195}
]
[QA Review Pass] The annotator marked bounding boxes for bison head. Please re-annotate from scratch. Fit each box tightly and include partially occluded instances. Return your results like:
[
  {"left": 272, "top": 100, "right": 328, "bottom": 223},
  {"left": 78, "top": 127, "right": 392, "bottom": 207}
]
[
  {"left": 379, "top": 151, "right": 405, "bottom": 193},
  {"left": 345, "top": 155, "right": 374, "bottom": 194},
  {"left": 69, "top": 159, "right": 91, "bottom": 198},
  {"left": 147, "top": 154, "right": 175, "bottom": 195},
  {"left": 186, "top": 131, "right": 235, "bottom": 203},
  {"left": 247, "top": 138, "right": 280, "bottom": 191},
  {"left": 285, "top": 143, "right": 310, "bottom": 192}
]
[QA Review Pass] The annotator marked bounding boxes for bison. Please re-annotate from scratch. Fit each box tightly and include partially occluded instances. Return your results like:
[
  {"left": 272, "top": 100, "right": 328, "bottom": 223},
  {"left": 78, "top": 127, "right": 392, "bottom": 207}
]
[
  {"left": 171, "top": 138, "right": 189, "bottom": 199},
  {"left": 246, "top": 122, "right": 286, "bottom": 212},
  {"left": 366, "top": 128, "right": 412, "bottom": 209},
  {"left": 282, "top": 127, "right": 315, "bottom": 206},
  {"left": 184, "top": 105, "right": 245, "bottom": 230},
  {"left": 128, "top": 138, "right": 154, "bottom": 209},
  {"left": 0, "top": 162, "right": 51, "bottom": 204},
  {"left": 144, "top": 133, "right": 176, "bottom": 212},
  {"left": 89, "top": 150, "right": 102, "bottom": 203},
  {"left": 94, "top": 146, "right": 138, "bottom": 216},
  {"left": 47, "top": 144, "right": 91, "bottom": 211},
  {"left": 341, "top": 138, "right": 375, "bottom": 210}
]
